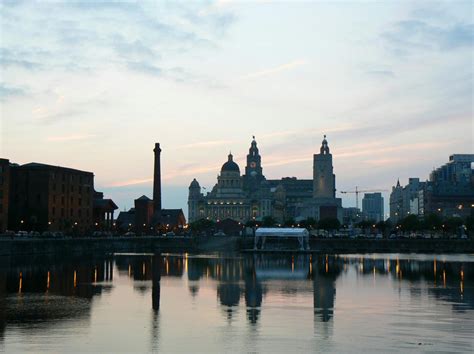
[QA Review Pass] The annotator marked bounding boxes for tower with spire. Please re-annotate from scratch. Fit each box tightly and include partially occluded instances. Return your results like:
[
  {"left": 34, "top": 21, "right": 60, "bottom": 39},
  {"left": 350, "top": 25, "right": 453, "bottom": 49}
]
[
  {"left": 313, "top": 135, "right": 336, "bottom": 199},
  {"left": 243, "top": 136, "right": 265, "bottom": 191}
]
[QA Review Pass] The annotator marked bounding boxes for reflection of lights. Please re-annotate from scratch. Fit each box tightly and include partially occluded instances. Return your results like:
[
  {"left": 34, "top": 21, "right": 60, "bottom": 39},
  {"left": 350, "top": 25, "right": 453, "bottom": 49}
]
[
  {"left": 460, "top": 270, "right": 464, "bottom": 280},
  {"left": 94, "top": 268, "right": 97, "bottom": 283},
  {"left": 74, "top": 270, "right": 77, "bottom": 288},
  {"left": 326, "top": 262, "right": 329, "bottom": 273},
  {"left": 142, "top": 262, "right": 145, "bottom": 276},
  {"left": 434, "top": 259, "right": 437, "bottom": 277},
  {"left": 443, "top": 270, "right": 446, "bottom": 288},
  {"left": 166, "top": 258, "right": 169, "bottom": 275},
  {"left": 19, "top": 272, "right": 22, "bottom": 293},
  {"left": 47, "top": 271, "right": 50, "bottom": 289},
  {"left": 128, "top": 264, "right": 131, "bottom": 277}
]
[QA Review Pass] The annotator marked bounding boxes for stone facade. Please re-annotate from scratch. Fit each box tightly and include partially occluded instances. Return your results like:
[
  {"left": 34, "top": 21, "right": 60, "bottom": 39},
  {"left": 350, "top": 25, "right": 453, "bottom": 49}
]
[{"left": 188, "top": 137, "right": 343, "bottom": 223}]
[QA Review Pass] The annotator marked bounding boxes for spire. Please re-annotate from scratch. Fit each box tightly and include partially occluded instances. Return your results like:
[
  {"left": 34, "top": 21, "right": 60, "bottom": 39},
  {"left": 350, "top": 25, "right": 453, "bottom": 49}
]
[
  {"left": 396, "top": 178, "right": 400, "bottom": 188},
  {"left": 228, "top": 152, "right": 233, "bottom": 161},
  {"left": 320, "top": 135, "right": 330, "bottom": 155}
]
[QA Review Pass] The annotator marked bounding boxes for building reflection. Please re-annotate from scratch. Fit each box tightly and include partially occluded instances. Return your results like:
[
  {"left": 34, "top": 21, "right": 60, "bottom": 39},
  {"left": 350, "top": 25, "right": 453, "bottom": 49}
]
[
  {"left": 0, "top": 252, "right": 472, "bottom": 346},
  {"left": 0, "top": 255, "right": 113, "bottom": 341},
  {"left": 312, "top": 255, "right": 340, "bottom": 323}
]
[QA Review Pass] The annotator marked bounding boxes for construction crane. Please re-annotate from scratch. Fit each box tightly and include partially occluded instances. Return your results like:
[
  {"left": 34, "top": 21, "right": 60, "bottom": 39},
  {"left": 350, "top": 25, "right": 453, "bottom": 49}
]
[{"left": 340, "top": 186, "right": 388, "bottom": 210}]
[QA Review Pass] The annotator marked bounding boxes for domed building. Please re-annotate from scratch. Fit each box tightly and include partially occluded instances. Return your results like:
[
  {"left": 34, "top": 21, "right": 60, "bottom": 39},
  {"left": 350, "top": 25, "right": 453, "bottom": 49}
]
[{"left": 188, "top": 136, "right": 342, "bottom": 224}]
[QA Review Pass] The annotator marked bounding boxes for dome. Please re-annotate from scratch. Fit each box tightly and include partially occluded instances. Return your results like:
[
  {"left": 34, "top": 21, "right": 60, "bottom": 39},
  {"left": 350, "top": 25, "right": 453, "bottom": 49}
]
[
  {"left": 189, "top": 178, "right": 200, "bottom": 188},
  {"left": 221, "top": 153, "right": 240, "bottom": 173}
]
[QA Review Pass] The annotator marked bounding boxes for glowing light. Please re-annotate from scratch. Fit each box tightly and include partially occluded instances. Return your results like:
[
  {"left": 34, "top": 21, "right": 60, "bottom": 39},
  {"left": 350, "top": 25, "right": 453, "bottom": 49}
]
[
  {"left": 47, "top": 271, "right": 50, "bottom": 289},
  {"left": 19, "top": 272, "right": 22, "bottom": 293},
  {"left": 142, "top": 262, "right": 145, "bottom": 276},
  {"left": 74, "top": 270, "right": 77, "bottom": 287},
  {"left": 94, "top": 268, "right": 97, "bottom": 283}
]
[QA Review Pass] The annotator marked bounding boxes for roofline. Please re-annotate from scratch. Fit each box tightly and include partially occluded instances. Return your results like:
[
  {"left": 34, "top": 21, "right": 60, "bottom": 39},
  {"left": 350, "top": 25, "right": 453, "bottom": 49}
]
[{"left": 14, "top": 162, "right": 94, "bottom": 175}]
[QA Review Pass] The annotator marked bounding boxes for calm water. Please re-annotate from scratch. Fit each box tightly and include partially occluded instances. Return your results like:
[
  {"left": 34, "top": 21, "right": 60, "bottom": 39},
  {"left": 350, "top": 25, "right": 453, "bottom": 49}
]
[{"left": 0, "top": 252, "right": 473, "bottom": 353}]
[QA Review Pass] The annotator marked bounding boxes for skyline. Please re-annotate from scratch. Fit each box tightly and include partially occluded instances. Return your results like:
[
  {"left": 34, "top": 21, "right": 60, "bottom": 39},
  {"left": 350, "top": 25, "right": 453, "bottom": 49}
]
[{"left": 1, "top": 0, "right": 473, "bottom": 214}]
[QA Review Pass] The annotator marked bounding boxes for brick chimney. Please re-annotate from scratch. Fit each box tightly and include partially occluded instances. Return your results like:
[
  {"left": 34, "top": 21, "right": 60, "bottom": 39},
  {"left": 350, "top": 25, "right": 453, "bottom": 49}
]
[{"left": 153, "top": 143, "right": 162, "bottom": 213}]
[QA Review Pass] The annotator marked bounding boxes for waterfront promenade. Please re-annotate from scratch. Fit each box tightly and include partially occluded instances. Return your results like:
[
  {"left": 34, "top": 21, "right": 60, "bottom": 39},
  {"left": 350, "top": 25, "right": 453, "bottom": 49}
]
[{"left": 1, "top": 236, "right": 473, "bottom": 256}]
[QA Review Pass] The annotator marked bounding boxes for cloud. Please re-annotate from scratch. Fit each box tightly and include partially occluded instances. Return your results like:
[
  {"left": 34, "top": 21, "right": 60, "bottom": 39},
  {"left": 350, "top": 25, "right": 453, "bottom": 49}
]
[
  {"left": 109, "top": 178, "right": 153, "bottom": 188},
  {"left": 175, "top": 139, "right": 235, "bottom": 149},
  {"left": 382, "top": 19, "right": 474, "bottom": 55},
  {"left": 34, "top": 109, "right": 84, "bottom": 124},
  {"left": 126, "top": 61, "right": 163, "bottom": 76},
  {"left": 238, "top": 59, "right": 306, "bottom": 80},
  {"left": 0, "top": 83, "right": 28, "bottom": 100},
  {"left": 0, "top": 0, "right": 236, "bottom": 80},
  {"left": 366, "top": 70, "right": 395, "bottom": 78},
  {"left": 46, "top": 134, "right": 97, "bottom": 142}
]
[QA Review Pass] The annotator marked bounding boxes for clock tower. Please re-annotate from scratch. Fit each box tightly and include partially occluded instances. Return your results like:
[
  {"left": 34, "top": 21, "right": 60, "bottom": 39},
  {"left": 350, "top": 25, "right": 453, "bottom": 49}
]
[
  {"left": 245, "top": 136, "right": 263, "bottom": 177},
  {"left": 244, "top": 136, "right": 265, "bottom": 191}
]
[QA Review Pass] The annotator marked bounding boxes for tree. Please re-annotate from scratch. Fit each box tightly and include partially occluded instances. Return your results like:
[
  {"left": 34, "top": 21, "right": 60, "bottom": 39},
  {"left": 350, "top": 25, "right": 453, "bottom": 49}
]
[
  {"left": 189, "top": 218, "right": 215, "bottom": 234},
  {"left": 262, "top": 216, "right": 277, "bottom": 227},
  {"left": 245, "top": 220, "right": 258, "bottom": 228},
  {"left": 444, "top": 217, "right": 463, "bottom": 233},
  {"left": 465, "top": 216, "right": 474, "bottom": 232},
  {"left": 318, "top": 218, "right": 341, "bottom": 231},
  {"left": 400, "top": 215, "right": 420, "bottom": 232},
  {"left": 356, "top": 220, "right": 373, "bottom": 234},
  {"left": 376, "top": 220, "right": 391, "bottom": 234},
  {"left": 299, "top": 217, "right": 317, "bottom": 229},
  {"left": 423, "top": 213, "right": 443, "bottom": 231},
  {"left": 283, "top": 218, "right": 295, "bottom": 227}
]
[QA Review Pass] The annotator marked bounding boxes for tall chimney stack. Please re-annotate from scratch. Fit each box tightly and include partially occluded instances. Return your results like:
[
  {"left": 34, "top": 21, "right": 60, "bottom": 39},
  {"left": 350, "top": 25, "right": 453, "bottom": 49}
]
[{"left": 153, "top": 143, "right": 162, "bottom": 213}]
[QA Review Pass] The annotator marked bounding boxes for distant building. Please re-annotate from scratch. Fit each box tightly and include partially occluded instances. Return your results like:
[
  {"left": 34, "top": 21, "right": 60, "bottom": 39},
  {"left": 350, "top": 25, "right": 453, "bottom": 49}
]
[
  {"left": 389, "top": 178, "right": 423, "bottom": 223},
  {"left": 93, "top": 191, "right": 118, "bottom": 231},
  {"left": 0, "top": 158, "right": 10, "bottom": 232},
  {"left": 342, "top": 207, "right": 362, "bottom": 225},
  {"left": 362, "top": 193, "right": 384, "bottom": 222},
  {"left": 421, "top": 154, "right": 474, "bottom": 218},
  {"left": 117, "top": 143, "right": 186, "bottom": 233},
  {"left": 188, "top": 136, "right": 342, "bottom": 224},
  {"left": 390, "top": 154, "right": 474, "bottom": 222}
]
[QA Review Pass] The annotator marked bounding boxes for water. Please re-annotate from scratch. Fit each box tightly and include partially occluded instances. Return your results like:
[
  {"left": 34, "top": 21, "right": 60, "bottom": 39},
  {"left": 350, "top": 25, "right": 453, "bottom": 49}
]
[{"left": 0, "top": 253, "right": 473, "bottom": 353}]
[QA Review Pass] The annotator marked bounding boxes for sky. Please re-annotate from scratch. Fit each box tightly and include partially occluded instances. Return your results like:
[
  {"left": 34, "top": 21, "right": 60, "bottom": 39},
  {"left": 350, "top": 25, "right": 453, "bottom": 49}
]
[{"left": 1, "top": 0, "right": 473, "bottom": 217}]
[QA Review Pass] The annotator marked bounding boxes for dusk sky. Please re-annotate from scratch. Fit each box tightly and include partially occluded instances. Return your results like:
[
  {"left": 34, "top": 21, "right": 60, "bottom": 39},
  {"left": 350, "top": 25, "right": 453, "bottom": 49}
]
[{"left": 1, "top": 0, "right": 473, "bottom": 215}]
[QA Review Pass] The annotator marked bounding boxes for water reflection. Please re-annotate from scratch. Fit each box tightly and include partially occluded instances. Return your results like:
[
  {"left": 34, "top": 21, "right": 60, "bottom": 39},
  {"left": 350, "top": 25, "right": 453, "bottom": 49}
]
[{"left": 0, "top": 253, "right": 472, "bottom": 351}]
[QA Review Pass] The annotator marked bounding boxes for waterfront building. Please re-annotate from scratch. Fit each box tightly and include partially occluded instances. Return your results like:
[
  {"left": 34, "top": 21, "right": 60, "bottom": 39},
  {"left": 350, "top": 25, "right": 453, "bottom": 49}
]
[
  {"left": 0, "top": 158, "right": 10, "bottom": 232},
  {"left": 390, "top": 154, "right": 474, "bottom": 222},
  {"left": 93, "top": 191, "right": 118, "bottom": 231},
  {"left": 188, "top": 136, "right": 342, "bottom": 224},
  {"left": 362, "top": 193, "right": 384, "bottom": 222},
  {"left": 421, "top": 154, "right": 474, "bottom": 218},
  {"left": 8, "top": 162, "right": 95, "bottom": 233}
]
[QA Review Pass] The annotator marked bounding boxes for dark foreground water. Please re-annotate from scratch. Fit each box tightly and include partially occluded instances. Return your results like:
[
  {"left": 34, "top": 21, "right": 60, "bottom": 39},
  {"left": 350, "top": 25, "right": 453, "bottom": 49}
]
[{"left": 0, "top": 253, "right": 473, "bottom": 353}]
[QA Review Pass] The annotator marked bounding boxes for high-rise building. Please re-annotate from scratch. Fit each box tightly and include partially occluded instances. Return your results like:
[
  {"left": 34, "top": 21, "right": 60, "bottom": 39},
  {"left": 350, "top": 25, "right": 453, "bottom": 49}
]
[{"left": 362, "top": 193, "right": 384, "bottom": 222}]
